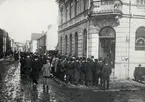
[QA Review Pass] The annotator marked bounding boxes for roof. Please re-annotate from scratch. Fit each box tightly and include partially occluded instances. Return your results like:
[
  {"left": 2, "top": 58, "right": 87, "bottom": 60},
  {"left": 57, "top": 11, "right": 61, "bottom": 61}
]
[{"left": 31, "top": 33, "right": 43, "bottom": 40}]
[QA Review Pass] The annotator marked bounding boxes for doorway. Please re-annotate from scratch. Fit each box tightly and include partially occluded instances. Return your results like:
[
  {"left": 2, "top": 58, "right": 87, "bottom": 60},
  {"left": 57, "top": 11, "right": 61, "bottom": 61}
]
[{"left": 99, "top": 26, "right": 116, "bottom": 68}]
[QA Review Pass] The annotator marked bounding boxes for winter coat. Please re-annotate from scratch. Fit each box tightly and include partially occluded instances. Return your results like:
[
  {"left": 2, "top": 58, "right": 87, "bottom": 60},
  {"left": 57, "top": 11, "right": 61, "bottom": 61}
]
[
  {"left": 31, "top": 59, "right": 41, "bottom": 79},
  {"left": 42, "top": 63, "right": 51, "bottom": 77},
  {"left": 25, "top": 57, "right": 32, "bottom": 69},
  {"left": 86, "top": 61, "right": 94, "bottom": 81},
  {"left": 54, "top": 58, "right": 59, "bottom": 72},
  {"left": 102, "top": 64, "right": 112, "bottom": 79},
  {"left": 66, "top": 61, "right": 73, "bottom": 75},
  {"left": 72, "top": 61, "right": 80, "bottom": 80}
]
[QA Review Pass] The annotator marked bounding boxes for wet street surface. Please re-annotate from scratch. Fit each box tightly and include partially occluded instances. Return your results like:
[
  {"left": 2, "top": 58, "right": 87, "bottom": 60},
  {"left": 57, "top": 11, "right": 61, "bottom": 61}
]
[{"left": 0, "top": 60, "right": 145, "bottom": 102}]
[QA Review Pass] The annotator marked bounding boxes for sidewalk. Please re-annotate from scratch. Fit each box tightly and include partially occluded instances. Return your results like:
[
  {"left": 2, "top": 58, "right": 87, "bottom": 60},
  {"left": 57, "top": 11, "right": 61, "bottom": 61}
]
[{"left": 54, "top": 77, "right": 145, "bottom": 92}]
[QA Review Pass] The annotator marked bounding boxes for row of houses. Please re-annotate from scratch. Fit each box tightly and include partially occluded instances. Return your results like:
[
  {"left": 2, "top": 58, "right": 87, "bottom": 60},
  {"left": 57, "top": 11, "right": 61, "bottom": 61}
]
[
  {"left": 0, "top": 28, "right": 17, "bottom": 58},
  {"left": 23, "top": 24, "right": 58, "bottom": 54}
]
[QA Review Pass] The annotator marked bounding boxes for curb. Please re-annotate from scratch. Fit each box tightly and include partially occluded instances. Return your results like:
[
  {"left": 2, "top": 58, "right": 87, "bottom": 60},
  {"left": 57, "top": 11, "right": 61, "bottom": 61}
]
[
  {"left": 93, "top": 88, "right": 145, "bottom": 92},
  {"left": 53, "top": 77, "right": 145, "bottom": 92}
]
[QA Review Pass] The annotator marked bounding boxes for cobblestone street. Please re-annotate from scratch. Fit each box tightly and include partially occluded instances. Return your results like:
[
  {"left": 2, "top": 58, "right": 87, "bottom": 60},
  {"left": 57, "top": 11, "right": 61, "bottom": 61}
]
[{"left": 0, "top": 60, "right": 145, "bottom": 102}]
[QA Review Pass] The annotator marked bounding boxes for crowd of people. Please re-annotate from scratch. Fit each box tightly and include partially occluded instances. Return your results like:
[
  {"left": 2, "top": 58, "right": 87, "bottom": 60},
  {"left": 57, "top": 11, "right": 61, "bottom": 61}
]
[{"left": 20, "top": 52, "right": 112, "bottom": 90}]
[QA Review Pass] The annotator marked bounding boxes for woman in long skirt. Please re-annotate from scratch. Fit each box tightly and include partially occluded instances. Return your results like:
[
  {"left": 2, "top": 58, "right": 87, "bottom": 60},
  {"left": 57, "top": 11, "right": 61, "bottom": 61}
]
[{"left": 41, "top": 59, "right": 51, "bottom": 93}]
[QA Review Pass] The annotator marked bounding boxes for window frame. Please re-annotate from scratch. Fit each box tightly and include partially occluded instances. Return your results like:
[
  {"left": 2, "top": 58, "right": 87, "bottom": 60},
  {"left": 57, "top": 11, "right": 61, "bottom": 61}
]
[{"left": 135, "top": 26, "right": 145, "bottom": 51}]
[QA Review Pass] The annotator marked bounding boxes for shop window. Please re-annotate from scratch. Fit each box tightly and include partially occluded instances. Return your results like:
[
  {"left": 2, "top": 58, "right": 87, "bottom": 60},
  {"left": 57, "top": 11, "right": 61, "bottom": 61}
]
[{"left": 135, "top": 27, "right": 145, "bottom": 50}]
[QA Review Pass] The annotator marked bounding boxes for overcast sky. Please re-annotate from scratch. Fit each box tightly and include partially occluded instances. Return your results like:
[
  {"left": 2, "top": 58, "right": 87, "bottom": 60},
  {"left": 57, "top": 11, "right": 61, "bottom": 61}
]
[{"left": 0, "top": 0, "right": 58, "bottom": 43}]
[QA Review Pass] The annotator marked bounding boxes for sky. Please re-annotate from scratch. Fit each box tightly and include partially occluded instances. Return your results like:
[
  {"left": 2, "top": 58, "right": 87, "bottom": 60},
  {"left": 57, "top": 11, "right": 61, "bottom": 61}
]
[{"left": 0, "top": 0, "right": 58, "bottom": 43}]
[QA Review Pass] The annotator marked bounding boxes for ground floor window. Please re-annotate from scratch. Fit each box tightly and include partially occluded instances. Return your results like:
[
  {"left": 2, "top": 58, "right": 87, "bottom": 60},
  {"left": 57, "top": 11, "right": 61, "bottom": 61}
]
[{"left": 135, "top": 26, "right": 145, "bottom": 51}]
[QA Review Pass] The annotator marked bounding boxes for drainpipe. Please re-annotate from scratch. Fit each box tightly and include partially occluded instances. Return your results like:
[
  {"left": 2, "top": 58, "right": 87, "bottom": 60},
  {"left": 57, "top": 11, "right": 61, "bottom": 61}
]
[
  {"left": 128, "top": 0, "right": 131, "bottom": 79},
  {"left": 86, "top": 0, "right": 92, "bottom": 58}
]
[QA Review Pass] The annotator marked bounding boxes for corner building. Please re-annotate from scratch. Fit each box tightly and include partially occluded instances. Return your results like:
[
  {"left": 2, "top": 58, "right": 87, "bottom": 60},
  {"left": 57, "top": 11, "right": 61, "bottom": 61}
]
[{"left": 56, "top": 0, "right": 145, "bottom": 79}]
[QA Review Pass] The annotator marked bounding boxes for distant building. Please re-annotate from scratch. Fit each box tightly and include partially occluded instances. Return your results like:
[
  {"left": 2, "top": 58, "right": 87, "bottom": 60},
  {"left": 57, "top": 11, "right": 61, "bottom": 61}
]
[
  {"left": 30, "top": 33, "right": 43, "bottom": 53},
  {"left": 46, "top": 24, "right": 58, "bottom": 51},
  {"left": 30, "top": 40, "right": 37, "bottom": 53},
  {"left": 24, "top": 40, "right": 30, "bottom": 52},
  {"left": 37, "top": 32, "right": 46, "bottom": 54}
]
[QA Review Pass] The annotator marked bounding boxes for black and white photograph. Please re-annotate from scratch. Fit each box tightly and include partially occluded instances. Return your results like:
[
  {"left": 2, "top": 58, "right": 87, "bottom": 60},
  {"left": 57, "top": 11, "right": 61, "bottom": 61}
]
[{"left": 0, "top": 0, "right": 145, "bottom": 102}]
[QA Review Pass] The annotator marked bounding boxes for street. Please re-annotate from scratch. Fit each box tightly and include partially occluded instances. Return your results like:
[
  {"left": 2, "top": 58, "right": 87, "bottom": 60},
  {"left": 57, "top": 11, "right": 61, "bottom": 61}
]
[{"left": 0, "top": 59, "right": 145, "bottom": 102}]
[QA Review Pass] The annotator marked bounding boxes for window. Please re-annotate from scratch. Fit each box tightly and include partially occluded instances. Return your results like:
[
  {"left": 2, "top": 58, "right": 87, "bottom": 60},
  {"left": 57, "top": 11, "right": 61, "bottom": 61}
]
[
  {"left": 70, "top": 0, "right": 74, "bottom": 19},
  {"left": 137, "top": 0, "right": 145, "bottom": 4},
  {"left": 83, "top": 29, "right": 87, "bottom": 57},
  {"left": 69, "top": 34, "right": 72, "bottom": 55},
  {"left": 75, "top": 32, "right": 78, "bottom": 57},
  {"left": 75, "top": 0, "right": 79, "bottom": 16},
  {"left": 65, "top": 35, "right": 68, "bottom": 54},
  {"left": 61, "top": 7, "right": 64, "bottom": 24},
  {"left": 85, "top": 0, "right": 89, "bottom": 10},
  {"left": 66, "top": 4, "right": 69, "bottom": 21},
  {"left": 135, "top": 27, "right": 145, "bottom": 50}
]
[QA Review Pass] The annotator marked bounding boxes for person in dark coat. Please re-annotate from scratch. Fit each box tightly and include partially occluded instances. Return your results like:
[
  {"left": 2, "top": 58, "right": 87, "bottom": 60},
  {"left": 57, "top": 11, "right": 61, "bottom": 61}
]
[
  {"left": 94, "top": 59, "right": 100, "bottom": 86},
  {"left": 81, "top": 57, "right": 87, "bottom": 85},
  {"left": 20, "top": 56, "right": 26, "bottom": 76},
  {"left": 86, "top": 58, "right": 94, "bottom": 87},
  {"left": 31, "top": 56, "right": 41, "bottom": 85},
  {"left": 98, "top": 58, "right": 103, "bottom": 87},
  {"left": 25, "top": 55, "right": 32, "bottom": 76},
  {"left": 75, "top": 58, "right": 81, "bottom": 85},
  {"left": 65, "top": 58, "right": 73, "bottom": 84},
  {"left": 79, "top": 58, "right": 84, "bottom": 85},
  {"left": 102, "top": 54, "right": 112, "bottom": 90},
  {"left": 59, "top": 58, "right": 67, "bottom": 81}
]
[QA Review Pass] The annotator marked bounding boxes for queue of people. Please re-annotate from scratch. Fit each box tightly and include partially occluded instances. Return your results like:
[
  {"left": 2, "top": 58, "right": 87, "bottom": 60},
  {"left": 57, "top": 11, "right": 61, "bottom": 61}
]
[
  {"left": 20, "top": 52, "right": 112, "bottom": 90},
  {"left": 50, "top": 54, "right": 112, "bottom": 90}
]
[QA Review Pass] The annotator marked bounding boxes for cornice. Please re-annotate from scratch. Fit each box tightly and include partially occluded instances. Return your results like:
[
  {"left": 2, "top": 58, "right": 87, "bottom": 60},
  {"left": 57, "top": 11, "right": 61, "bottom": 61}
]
[{"left": 58, "top": 19, "right": 88, "bottom": 33}]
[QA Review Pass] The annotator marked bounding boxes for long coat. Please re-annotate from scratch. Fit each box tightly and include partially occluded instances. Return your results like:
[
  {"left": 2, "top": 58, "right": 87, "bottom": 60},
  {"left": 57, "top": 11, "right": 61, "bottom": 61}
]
[
  {"left": 72, "top": 61, "right": 80, "bottom": 81},
  {"left": 86, "top": 61, "right": 94, "bottom": 81},
  {"left": 42, "top": 63, "right": 51, "bottom": 77},
  {"left": 102, "top": 64, "right": 112, "bottom": 79},
  {"left": 31, "top": 59, "right": 41, "bottom": 80}
]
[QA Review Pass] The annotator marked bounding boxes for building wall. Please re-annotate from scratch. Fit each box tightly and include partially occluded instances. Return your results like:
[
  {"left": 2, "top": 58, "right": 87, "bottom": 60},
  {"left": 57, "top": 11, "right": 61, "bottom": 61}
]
[
  {"left": 57, "top": 0, "right": 145, "bottom": 79},
  {"left": 58, "top": 21, "right": 88, "bottom": 57},
  {"left": 46, "top": 25, "right": 58, "bottom": 51},
  {"left": 30, "top": 40, "right": 37, "bottom": 53}
]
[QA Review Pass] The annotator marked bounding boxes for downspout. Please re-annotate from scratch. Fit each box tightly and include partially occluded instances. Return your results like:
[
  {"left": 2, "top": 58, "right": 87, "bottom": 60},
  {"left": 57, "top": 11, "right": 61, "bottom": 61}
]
[
  {"left": 87, "top": 0, "right": 91, "bottom": 58},
  {"left": 128, "top": 0, "right": 131, "bottom": 79}
]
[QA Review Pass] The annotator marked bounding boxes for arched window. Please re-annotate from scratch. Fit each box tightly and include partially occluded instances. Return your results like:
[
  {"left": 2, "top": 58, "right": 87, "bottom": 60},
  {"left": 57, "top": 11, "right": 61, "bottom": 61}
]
[
  {"left": 83, "top": 29, "right": 87, "bottom": 57},
  {"left": 135, "top": 26, "right": 145, "bottom": 50},
  {"left": 99, "top": 26, "right": 116, "bottom": 38},
  {"left": 65, "top": 35, "right": 68, "bottom": 54},
  {"left": 69, "top": 34, "right": 72, "bottom": 56},
  {"left": 60, "top": 37, "right": 62, "bottom": 54},
  {"left": 75, "top": 32, "right": 78, "bottom": 57}
]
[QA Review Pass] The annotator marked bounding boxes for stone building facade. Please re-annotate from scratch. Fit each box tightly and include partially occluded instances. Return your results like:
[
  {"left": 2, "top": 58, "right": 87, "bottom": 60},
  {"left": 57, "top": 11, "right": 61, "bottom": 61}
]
[{"left": 56, "top": 0, "right": 145, "bottom": 79}]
